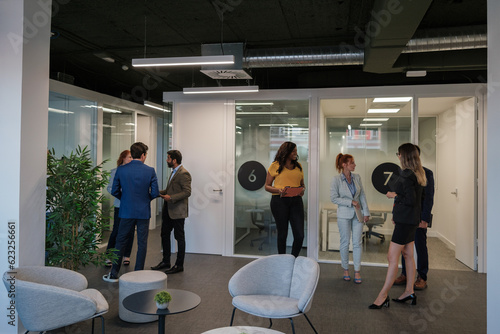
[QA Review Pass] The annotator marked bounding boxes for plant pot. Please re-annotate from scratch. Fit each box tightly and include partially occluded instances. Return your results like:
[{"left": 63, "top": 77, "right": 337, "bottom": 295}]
[{"left": 156, "top": 301, "right": 169, "bottom": 309}]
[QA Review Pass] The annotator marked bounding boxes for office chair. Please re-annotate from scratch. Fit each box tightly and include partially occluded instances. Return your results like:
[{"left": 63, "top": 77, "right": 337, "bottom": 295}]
[
  {"left": 249, "top": 209, "right": 276, "bottom": 250},
  {"left": 364, "top": 212, "right": 387, "bottom": 242}
]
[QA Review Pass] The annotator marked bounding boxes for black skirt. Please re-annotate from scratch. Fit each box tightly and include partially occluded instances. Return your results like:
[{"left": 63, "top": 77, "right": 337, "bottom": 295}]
[{"left": 391, "top": 223, "right": 418, "bottom": 245}]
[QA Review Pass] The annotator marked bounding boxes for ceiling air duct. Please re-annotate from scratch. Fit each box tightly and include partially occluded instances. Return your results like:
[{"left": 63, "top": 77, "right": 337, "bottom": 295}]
[{"left": 201, "top": 43, "right": 252, "bottom": 80}]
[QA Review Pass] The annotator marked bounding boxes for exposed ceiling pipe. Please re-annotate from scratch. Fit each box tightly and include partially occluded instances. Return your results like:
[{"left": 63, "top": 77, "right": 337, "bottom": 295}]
[
  {"left": 403, "top": 25, "right": 487, "bottom": 53},
  {"left": 242, "top": 25, "right": 486, "bottom": 69}
]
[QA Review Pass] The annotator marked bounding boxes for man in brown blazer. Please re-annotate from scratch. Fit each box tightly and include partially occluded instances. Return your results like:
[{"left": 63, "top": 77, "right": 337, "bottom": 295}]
[{"left": 151, "top": 150, "right": 192, "bottom": 274}]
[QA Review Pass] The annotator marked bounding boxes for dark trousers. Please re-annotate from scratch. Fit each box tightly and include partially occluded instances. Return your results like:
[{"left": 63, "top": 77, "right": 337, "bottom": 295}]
[
  {"left": 111, "top": 218, "right": 149, "bottom": 277},
  {"left": 401, "top": 227, "right": 429, "bottom": 281},
  {"left": 106, "top": 207, "right": 134, "bottom": 258},
  {"left": 161, "top": 207, "right": 185, "bottom": 267},
  {"left": 270, "top": 195, "right": 304, "bottom": 257}
]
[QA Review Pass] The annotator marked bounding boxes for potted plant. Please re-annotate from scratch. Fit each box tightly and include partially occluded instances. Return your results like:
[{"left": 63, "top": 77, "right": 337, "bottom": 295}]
[
  {"left": 154, "top": 291, "right": 172, "bottom": 309},
  {"left": 46, "top": 146, "right": 117, "bottom": 270}
]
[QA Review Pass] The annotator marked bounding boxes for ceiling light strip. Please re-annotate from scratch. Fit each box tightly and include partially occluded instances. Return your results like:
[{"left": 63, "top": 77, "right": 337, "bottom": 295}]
[
  {"left": 367, "top": 109, "right": 400, "bottom": 113},
  {"left": 183, "top": 86, "right": 259, "bottom": 94},
  {"left": 362, "top": 118, "right": 389, "bottom": 121},
  {"left": 132, "top": 55, "right": 234, "bottom": 67},
  {"left": 359, "top": 123, "right": 383, "bottom": 127},
  {"left": 144, "top": 101, "right": 170, "bottom": 112},
  {"left": 236, "top": 111, "right": 288, "bottom": 115},
  {"left": 373, "top": 97, "right": 412, "bottom": 103}
]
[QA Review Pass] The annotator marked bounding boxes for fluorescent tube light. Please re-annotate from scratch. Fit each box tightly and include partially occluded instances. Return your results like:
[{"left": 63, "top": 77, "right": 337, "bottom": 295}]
[
  {"left": 235, "top": 102, "right": 274, "bottom": 106},
  {"left": 102, "top": 107, "right": 122, "bottom": 113},
  {"left": 236, "top": 111, "right": 288, "bottom": 115},
  {"left": 373, "top": 97, "right": 412, "bottom": 103},
  {"left": 360, "top": 123, "right": 383, "bottom": 127},
  {"left": 144, "top": 101, "right": 170, "bottom": 112},
  {"left": 132, "top": 55, "right": 234, "bottom": 67},
  {"left": 258, "top": 123, "right": 298, "bottom": 127},
  {"left": 183, "top": 86, "right": 259, "bottom": 94},
  {"left": 48, "top": 107, "right": 74, "bottom": 114},
  {"left": 367, "top": 109, "right": 399, "bottom": 113},
  {"left": 362, "top": 118, "right": 389, "bottom": 121}
]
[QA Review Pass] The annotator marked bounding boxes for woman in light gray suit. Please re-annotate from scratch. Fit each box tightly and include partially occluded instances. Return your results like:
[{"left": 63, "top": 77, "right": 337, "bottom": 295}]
[{"left": 330, "top": 153, "right": 370, "bottom": 283}]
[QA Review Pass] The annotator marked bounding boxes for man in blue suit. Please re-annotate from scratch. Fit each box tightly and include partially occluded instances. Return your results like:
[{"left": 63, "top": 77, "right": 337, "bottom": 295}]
[{"left": 103, "top": 142, "right": 160, "bottom": 282}]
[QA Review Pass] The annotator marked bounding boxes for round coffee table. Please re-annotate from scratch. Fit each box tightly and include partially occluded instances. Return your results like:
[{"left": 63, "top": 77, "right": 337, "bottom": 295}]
[
  {"left": 123, "top": 288, "right": 201, "bottom": 334},
  {"left": 202, "top": 326, "right": 285, "bottom": 334}
]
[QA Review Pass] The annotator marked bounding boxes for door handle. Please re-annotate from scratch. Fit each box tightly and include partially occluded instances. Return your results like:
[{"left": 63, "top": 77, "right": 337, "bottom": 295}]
[
  {"left": 451, "top": 188, "right": 458, "bottom": 197},
  {"left": 213, "top": 189, "right": 222, "bottom": 192}
]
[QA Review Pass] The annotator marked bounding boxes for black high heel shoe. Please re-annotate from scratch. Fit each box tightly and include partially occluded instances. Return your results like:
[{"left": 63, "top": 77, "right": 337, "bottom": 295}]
[
  {"left": 392, "top": 294, "right": 417, "bottom": 305},
  {"left": 369, "top": 296, "right": 390, "bottom": 309}
]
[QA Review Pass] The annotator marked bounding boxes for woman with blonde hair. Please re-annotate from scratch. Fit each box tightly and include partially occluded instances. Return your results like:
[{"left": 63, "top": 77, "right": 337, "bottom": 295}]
[
  {"left": 330, "top": 153, "right": 370, "bottom": 283},
  {"left": 369, "top": 143, "right": 426, "bottom": 309}
]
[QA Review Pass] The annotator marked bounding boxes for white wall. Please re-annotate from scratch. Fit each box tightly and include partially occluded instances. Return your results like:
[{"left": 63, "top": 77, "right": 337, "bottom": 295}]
[
  {"left": 0, "top": 1, "right": 51, "bottom": 332},
  {"left": 488, "top": 1, "right": 500, "bottom": 332}
]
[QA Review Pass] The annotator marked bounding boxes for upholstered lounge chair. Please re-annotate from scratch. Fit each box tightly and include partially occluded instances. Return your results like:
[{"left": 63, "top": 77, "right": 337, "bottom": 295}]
[
  {"left": 228, "top": 254, "right": 320, "bottom": 334},
  {"left": 2, "top": 266, "right": 108, "bottom": 333}
]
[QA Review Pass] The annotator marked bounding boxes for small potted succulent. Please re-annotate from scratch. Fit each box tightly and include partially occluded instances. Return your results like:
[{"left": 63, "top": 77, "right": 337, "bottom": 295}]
[{"left": 154, "top": 291, "right": 172, "bottom": 309}]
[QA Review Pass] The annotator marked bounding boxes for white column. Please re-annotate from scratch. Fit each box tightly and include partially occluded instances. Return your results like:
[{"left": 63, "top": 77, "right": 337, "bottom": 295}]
[
  {"left": 488, "top": 1, "right": 500, "bottom": 333},
  {"left": 0, "top": 0, "right": 51, "bottom": 332}
]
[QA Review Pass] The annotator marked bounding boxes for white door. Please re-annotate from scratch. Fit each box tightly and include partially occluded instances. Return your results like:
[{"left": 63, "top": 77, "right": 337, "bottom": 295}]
[
  {"left": 454, "top": 98, "right": 477, "bottom": 269},
  {"left": 174, "top": 102, "right": 225, "bottom": 255}
]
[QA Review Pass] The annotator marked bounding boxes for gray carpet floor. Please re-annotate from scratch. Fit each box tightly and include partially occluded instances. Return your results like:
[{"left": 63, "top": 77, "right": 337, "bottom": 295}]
[{"left": 44, "top": 227, "right": 485, "bottom": 334}]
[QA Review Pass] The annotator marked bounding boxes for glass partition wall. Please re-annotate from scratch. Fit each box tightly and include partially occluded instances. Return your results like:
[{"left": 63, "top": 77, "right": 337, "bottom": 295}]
[
  {"left": 234, "top": 100, "right": 309, "bottom": 256},
  {"left": 318, "top": 97, "right": 412, "bottom": 264}
]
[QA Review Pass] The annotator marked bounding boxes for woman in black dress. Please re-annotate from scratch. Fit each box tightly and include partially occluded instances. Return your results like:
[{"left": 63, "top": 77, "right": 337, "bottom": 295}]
[{"left": 369, "top": 143, "right": 426, "bottom": 309}]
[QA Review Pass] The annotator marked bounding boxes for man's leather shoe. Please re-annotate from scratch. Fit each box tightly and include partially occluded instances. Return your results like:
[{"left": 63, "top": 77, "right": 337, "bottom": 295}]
[
  {"left": 151, "top": 261, "right": 171, "bottom": 270},
  {"left": 165, "top": 265, "right": 183, "bottom": 274},
  {"left": 394, "top": 274, "right": 407, "bottom": 285},
  {"left": 414, "top": 277, "right": 427, "bottom": 290}
]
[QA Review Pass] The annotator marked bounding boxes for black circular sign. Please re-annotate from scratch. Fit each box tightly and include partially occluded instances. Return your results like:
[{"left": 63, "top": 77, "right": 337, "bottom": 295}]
[
  {"left": 237, "top": 161, "right": 266, "bottom": 191},
  {"left": 371, "top": 162, "right": 401, "bottom": 194}
]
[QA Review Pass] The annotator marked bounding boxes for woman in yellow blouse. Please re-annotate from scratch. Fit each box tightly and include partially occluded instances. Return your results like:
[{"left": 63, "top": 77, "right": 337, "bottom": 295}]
[{"left": 265, "top": 141, "right": 305, "bottom": 257}]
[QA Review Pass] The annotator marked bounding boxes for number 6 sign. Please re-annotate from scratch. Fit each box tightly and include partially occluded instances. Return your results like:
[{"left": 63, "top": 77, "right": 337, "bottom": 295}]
[{"left": 237, "top": 161, "right": 266, "bottom": 191}]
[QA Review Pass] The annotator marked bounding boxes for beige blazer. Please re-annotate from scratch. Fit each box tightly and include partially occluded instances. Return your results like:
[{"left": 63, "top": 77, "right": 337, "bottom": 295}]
[{"left": 160, "top": 165, "right": 192, "bottom": 219}]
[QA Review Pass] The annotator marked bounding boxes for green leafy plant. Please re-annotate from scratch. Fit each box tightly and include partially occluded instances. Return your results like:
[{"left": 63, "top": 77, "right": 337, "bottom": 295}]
[
  {"left": 46, "top": 146, "right": 116, "bottom": 270},
  {"left": 154, "top": 291, "right": 172, "bottom": 304}
]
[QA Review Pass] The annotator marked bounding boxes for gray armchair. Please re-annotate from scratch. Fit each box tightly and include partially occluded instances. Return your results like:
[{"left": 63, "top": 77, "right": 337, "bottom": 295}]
[
  {"left": 228, "top": 254, "right": 319, "bottom": 334},
  {"left": 2, "top": 266, "right": 108, "bottom": 334}
]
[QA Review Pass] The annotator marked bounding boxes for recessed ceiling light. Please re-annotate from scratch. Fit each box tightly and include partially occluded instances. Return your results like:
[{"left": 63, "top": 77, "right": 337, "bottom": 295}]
[
  {"left": 236, "top": 112, "right": 288, "bottom": 115},
  {"left": 235, "top": 102, "right": 274, "bottom": 106},
  {"left": 367, "top": 109, "right": 399, "bottom": 113},
  {"left": 373, "top": 97, "right": 412, "bottom": 103},
  {"left": 362, "top": 118, "right": 389, "bottom": 121},
  {"left": 359, "top": 123, "right": 383, "bottom": 127},
  {"left": 258, "top": 123, "right": 298, "bottom": 127}
]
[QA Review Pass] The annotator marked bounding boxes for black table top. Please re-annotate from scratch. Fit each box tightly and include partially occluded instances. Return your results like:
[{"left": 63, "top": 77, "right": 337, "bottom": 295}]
[{"left": 123, "top": 288, "right": 201, "bottom": 316}]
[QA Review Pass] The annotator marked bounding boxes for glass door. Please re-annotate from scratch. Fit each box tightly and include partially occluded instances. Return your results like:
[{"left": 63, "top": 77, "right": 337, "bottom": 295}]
[
  {"left": 234, "top": 100, "right": 309, "bottom": 256},
  {"left": 318, "top": 97, "right": 412, "bottom": 264}
]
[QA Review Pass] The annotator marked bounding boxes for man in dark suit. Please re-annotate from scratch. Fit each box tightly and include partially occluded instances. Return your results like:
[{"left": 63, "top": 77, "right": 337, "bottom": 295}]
[
  {"left": 103, "top": 142, "right": 159, "bottom": 282},
  {"left": 151, "top": 150, "right": 191, "bottom": 274},
  {"left": 394, "top": 145, "right": 435, "bottom": 290}
]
